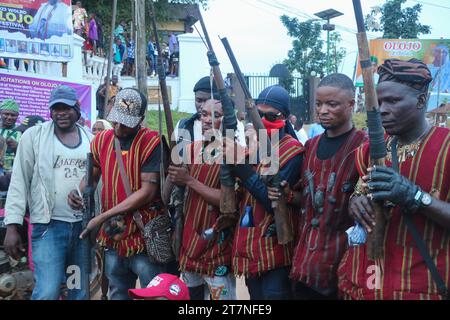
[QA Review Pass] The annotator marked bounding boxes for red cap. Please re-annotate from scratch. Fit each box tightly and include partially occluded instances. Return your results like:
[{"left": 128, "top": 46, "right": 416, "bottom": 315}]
[{"left": 128, "top": 274, "right": 190, "bottom": 300}]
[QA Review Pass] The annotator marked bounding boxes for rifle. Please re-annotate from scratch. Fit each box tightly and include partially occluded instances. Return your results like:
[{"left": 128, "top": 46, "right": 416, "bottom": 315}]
[
  {"left": 220, "top": 37, "right": 293, "bottom": 245},
  {"left": 81, "top": 152, "right": 95, "bottom": 300},
  {"left": 149, "top": 1, "right": 174, "bottom": 144},
  {"left": 197, "top": 10, "right": 238, "bottom": 228},
  {"left": 148, "top": 1, "right": 181, "bottom": 258},
  {"left": 352, "top": 0, "right": 387, "bottom": 260}
]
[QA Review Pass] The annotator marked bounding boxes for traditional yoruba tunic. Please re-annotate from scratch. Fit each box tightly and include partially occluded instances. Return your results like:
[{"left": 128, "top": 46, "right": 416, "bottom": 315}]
[
  {"left": 338, "top": 127, "right": 450, "bottom": 300},
  {"left": 91, "top": 128, "right": 162, "bottom": 257},
  {"left": 179, "top": 142, "right": 233, "bottom": 277},
  {"left": 232, "top": 134, "right": 304, "bottom": 277},
  {"left": 290, "top": 128, "right": 367, "bottom": 290}
]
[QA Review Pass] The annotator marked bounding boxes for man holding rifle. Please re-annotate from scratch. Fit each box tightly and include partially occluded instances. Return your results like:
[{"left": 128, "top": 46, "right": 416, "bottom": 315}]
[
  {"left": 68, "top": 88, "right": 165, "bottom": 300},
  {"left": 168, "top": 98, "right": 237, "bottom": 300},
  {"left": 269, "top": 73, "right": 367, "bottom": 299},
  {"left": 338, "top": 59, "right": 450, "bottom": 300},
  {"left": 228, "top": 85, "right": 304, "bottom": 300},
  {"left": 174, "top": 76, "right": 246, "bottom": 148}
]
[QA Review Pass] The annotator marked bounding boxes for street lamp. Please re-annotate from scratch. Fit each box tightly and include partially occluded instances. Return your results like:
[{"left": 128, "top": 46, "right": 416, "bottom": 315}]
[{"left": 314, "top": 8, "right": 344, "bottom": 74}]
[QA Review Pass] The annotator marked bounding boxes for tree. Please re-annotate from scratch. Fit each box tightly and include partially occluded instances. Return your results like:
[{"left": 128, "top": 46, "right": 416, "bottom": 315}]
[
  {"left": 81, "top": 0, "right": 209, "bottom": 49},
  {"left": 330, "top": 32, "right": 346, "bottom": 74},
  {"left": 280, "top": 15, "right": 345, "bottom": 80},
  {"left": 365, "top": 0, "right": 431, "bottom": 39}
]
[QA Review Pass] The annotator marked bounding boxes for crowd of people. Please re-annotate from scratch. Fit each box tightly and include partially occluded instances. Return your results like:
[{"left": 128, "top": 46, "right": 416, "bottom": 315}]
[
  {"left": 73, "top": 1, "right": 104, "bottom": 57},
  {"left": 0, "top": 57, "right": 449, "bottom": 301},
  {"left": 105, "top": 19, "right": 179, "bottom": 78}
]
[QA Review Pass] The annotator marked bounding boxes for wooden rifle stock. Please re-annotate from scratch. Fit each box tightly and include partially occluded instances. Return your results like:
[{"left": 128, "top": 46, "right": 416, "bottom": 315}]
[
  {"left": 220, "top": 37, "right": 293, "bottom": 244},
  {"left": 197, "top": 10, "right": 237, "bottom": 219},
  {"left": 353, "top": 0, "right": 387, "bottom": 260}
]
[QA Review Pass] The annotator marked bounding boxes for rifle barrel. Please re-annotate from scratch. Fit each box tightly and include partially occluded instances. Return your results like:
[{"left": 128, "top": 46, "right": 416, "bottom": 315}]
[
  {"left": 220, "top": 37, "right": 266, "bottom": 133},
  {"left": 220, "top": 37, "right": 252, "bottom": 99},
  {"left": 82, "top": 152, "right": 94, "bottom": 300},
  {"left": 149, "top": 1, "right": 175, "bottom": 146}
]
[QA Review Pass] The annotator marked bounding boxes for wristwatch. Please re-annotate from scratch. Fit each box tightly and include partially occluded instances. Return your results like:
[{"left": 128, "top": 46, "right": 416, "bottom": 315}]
[
  {"left": 420, "top": 192, "right": 433, "bottom": 207},
  {"left": 414, "top": 190, "right": 433, "bottom": 208}
]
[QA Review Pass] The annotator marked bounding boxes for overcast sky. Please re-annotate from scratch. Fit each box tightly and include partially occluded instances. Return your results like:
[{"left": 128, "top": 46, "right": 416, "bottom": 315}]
[{"left": 200, "top": 0, "right": 450, "bottom": 78}]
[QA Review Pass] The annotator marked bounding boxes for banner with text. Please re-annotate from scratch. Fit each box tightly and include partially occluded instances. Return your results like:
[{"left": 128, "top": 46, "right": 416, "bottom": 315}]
[
  {"left": 0, "top": 73, "right": 92, "bottom": 127},
  {"left": 0, "top": 0, "right": 73, "bottom": 62},
  {"left": 355, "top": 38, "right": 450, "bottom": 110}
]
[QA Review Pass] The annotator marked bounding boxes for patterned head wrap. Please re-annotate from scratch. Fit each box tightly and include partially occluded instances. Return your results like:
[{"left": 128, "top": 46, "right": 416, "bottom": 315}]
[
  {"left": 0, "top": 99, "right": 20, "bottom": 113},
  {"left": 377, "top": 58, "right": 432, "bottom": 93}
]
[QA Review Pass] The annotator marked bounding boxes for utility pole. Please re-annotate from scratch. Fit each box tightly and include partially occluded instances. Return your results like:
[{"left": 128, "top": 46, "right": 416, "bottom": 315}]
[
  {"left": 314, "top": 9, "right": 343, "bottom": 75},
  {"left": 135, "top": 0, "right": 148, "bottom": 127},
  {"left": 104, "top": 0, "right": 117, "bottom": 118}
]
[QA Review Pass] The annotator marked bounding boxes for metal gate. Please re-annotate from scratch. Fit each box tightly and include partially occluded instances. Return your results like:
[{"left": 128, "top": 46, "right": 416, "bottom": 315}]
[{"left": 243, "top": 75, "right": 310, "bottom": 121}]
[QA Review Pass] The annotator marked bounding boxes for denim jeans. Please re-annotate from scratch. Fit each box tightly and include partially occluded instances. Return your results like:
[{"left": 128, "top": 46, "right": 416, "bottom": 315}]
[
  {"left": 31, "top": 219, "right": 88, "bottom": 300},
  {"left": 104, "top": 248, "right": 162, "bottom": 300},
  {"left": 245, "top": 267, "right": 292, "bottom": 300}
]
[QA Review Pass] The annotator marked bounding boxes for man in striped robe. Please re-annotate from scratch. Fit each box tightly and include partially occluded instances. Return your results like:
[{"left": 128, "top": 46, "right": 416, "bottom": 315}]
[
  {"left": 269, "top": 74, "right": 367, "bottom": 299},
  {"left": 229, "top": 85, "right": 304, "bottom": 300},
  {"left": 68, "top": 88, "right": 165, "bottom": 300},
  {"left": 167, "top": 99, "right": 237, "bottom": 300},
  {"left": 338, "top": 59, "right": 450, "bottom": 300}
]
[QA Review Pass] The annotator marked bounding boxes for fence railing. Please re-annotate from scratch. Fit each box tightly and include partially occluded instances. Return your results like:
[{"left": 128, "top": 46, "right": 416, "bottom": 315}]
[
  {"left": 2, "top": 58, "right": 63, "bottom": 77},
  {"left": 244, "top": 75, "right": 310, "bottom": 121}
]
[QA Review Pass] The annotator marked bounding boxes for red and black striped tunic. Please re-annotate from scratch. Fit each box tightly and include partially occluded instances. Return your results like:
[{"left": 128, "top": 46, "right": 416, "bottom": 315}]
[
  {"left": 92, "top": 128, "right": 162, "bottom": 257},
  {"left": 179, "top": 142, "right": 233, "bottom": 277},
  {"left": 232, "top": 134, "right": 304, "bottom": 277},
  {"left": 290, "top": 128, "right": 367, "bottom": 290},
  {"left": 338, "top": 126, "right": 450, "bottom": 300}
]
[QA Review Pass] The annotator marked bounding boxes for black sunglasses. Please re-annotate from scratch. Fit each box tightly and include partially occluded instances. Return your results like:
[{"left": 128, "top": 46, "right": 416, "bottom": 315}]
[{"left": 258, "top": 110, "right": 282, "bottom": 122}]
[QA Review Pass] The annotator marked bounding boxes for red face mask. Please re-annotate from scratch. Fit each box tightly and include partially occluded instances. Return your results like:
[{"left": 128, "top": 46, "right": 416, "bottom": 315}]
[{"left": 262, "top": 118, "right": 285, "bottom": 137}]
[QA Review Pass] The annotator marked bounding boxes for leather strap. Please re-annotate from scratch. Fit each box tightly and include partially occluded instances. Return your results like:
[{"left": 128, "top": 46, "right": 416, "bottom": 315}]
[
  {"left": 114, "top": 137, "right": 146, "bottom": 233},
  {"left": 391, "top": 137, "right": 448, "bottom": 299}
]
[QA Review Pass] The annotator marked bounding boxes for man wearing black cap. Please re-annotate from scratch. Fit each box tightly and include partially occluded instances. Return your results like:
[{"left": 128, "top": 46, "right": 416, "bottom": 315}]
[
  {"left": 15, "top": 115, "right": 46, "bottom": 134},
  {"left": 3, "top": 85, "right": 93, "bottom": 300},
  {"left": 68, "top": 88, "right": 165, "bottom": 300},
  {"left": 338, "top": 59, "right": 450, "bottom": 300},
  {"left": 228, "top": 85, "right": 304, "bottom": 300},
  {"left": 174, "top": 76, "right": 245, "bottom": 148}
]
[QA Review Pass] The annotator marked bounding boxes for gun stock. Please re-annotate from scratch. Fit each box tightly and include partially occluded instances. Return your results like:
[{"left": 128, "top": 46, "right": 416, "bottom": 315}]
[
  {"left": 220, "top": 37, "right": 293, "bottom": 244},
  {"left": 353, "top": 0, "right": 387, "bottom": 260}
]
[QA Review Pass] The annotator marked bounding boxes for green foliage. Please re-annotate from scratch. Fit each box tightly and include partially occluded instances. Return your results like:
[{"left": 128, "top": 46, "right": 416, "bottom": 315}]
[
  {"left": 365, "top": 0, "right": 431, "bottom": 39},
  {"left": 81, "top": 0, "right": 209, "bottom": 53},
  {"left": 82, "top": 0, "right": 208, "bottom": 23},
  {"left": 280, "top": 15, "right": 346, "bottom": 80},
  {"left": 146, "top": 109, "right": 192, "bottom": 138},
  {"left": 352, "top": 113, "right": 368, "bottom": 130},
  {"left": 330, "top": 32, "right": 346, "bottom": 74}
]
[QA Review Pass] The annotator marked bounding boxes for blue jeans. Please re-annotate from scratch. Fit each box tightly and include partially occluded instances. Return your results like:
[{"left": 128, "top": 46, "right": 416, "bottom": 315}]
[
  {"left": 245, "top": 267, "right": 292, "bottom": 300},
  {"left": 104, "top": 248, "right": 162, "bottom": 300},
  {"left": 31, "top": 219, "right": 88, "bottom": 300}
]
